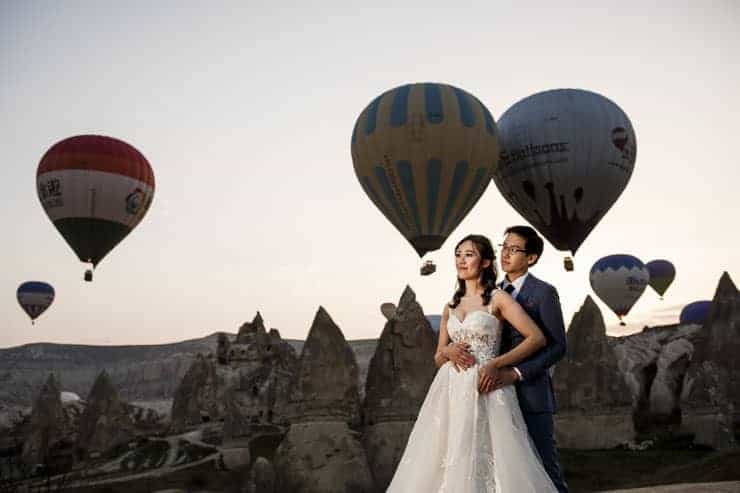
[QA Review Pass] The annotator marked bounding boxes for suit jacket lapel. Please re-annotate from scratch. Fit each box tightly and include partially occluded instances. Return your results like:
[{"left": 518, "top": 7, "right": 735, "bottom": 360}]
[{"left": 517, "top": 273, "right": 537, "bottom": 304}]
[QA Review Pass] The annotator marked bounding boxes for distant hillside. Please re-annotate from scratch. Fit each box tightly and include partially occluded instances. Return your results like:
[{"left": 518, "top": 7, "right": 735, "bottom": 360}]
[{"left": 0, "top": 333, "right": 378, "bottom": 411}]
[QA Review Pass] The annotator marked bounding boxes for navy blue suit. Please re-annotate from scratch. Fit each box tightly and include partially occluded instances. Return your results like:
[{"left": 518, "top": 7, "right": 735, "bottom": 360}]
[{"left": 500, "top": 273, "right": 568, "bottom": 493}]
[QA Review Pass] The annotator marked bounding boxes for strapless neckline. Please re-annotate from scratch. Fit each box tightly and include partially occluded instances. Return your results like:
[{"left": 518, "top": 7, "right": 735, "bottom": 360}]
[{"left": 451, "top": 309, "right": 495, "bottom": 325}]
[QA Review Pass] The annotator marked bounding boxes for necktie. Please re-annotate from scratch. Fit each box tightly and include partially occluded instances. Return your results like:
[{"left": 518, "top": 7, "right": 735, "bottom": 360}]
[{"left": 504, "top": 284, "right": 515, "bottom": 295}]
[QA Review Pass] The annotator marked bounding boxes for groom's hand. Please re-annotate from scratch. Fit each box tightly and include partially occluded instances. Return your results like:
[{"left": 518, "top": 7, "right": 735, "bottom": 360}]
[
  {"left": 477, "top": 363, "right": 499, "bottom": 393},
  {"left": 445, "top": 343, "right": 475, "bottom": 372},
  {"left": 491, "top": 368, "right": 520, "bottom": 390}
]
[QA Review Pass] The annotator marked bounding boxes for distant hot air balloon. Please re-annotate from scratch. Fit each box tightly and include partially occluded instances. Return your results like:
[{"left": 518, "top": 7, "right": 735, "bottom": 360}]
[
  {"left": 17, "top": 281, "right": 55, "bottom": 324},
  {"left": 679, "top": 300, "right": 712, "bottom": 325},
  {"left": 589, "top": 254, "right": 649, "bottom": 326},
  {"left": 426, "top": 314, "right": 442, "bottom": 332},
  {"left": 646, "top": 260, "right": 676, "bottom": 300},
  {"left": 36, "top": 135, "right": 155, "bottom": 281},
  {"left": 351, "top": 83, "right": 499, "bottom": 264},
  {"left": 493, "top": 89, "right": 637, "bottom": 270}
]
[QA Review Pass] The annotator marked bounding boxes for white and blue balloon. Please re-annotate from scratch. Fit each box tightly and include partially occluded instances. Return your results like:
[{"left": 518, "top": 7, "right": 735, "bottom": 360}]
[{"left": 17, "top": 281, "right": 55, "bottom": 324}]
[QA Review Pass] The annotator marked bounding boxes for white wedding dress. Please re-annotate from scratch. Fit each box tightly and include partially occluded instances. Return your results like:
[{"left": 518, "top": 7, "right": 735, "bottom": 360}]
[{"left": 387, "top": 294, "right": 557, "bottom": 492}]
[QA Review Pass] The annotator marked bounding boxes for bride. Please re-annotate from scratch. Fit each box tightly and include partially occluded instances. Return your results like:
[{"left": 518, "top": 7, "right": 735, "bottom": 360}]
[{"left": 387, "top": 234, "right": 558, "bottom": 492}]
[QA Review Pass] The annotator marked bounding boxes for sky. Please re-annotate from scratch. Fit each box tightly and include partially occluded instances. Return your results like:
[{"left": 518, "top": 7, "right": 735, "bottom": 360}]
[{"left": 1, "top": 2, "right": 739, "bottom": 348}]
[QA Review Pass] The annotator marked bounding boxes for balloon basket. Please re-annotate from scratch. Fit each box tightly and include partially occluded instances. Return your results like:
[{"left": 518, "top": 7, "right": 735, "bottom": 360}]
[
  {"left": 564, "top": 256, "right": 574, "bottom": 272},
  {"left": 84, "top": 269, "right": 93, "bottom": 282},
  {"left": 420, "top": 260, "right": 436, "bottom": 276}
]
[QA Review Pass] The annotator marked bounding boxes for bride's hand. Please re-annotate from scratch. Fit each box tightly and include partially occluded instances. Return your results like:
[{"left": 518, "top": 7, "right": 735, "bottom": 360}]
[
  {"left": 478, "top": 361, "right": 499, "bottom": 393},
  {"left": 444, "top": 343, "right": 475, "bottom": 372}
]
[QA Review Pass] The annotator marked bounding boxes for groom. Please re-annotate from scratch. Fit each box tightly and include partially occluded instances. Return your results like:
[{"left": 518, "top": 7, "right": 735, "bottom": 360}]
[{"left": 489, "top": 225, "right": 568, "bottom": 493}]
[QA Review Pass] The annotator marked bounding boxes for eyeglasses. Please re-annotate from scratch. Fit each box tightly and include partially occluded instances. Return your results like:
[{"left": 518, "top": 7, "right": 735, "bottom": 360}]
[{"left": 498, "top": 244, "right": 527, "bottom": 255}]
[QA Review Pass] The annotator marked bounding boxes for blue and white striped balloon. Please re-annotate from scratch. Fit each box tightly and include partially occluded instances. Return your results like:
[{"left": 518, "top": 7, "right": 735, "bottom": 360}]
[
  {"left": 589, "top": 255, "right": 649, "bottom": 325},
  {"left": 17, "top": 281, "right": 55, "bottom": 323},
  {"left": 351, "top": 82, "right": 499, "bottom": 257}
]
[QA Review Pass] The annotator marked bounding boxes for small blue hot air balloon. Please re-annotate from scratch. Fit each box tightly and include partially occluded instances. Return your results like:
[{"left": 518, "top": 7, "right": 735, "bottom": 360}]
[
  {"left": 589, "top": 255, "right": 649, "bottom": 325},
  {"left": 679, "top": 300, "right": 712, "bottom": 325},
  {"left": 646, "top": 260, "right": 676, "bottom": 300},
  {"left": 17, "top": 281, "right": 55, "bottom": 324}
]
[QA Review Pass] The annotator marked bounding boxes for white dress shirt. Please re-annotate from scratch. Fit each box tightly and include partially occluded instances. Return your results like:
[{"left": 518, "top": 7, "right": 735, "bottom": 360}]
[{"left": 501, "top": 271, "right": 529, "bottom": 300}]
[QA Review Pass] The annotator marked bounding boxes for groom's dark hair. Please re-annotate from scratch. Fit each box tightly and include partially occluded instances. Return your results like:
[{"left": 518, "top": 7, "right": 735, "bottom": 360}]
[{"left": 504, "top": 225, "right": 544, "bottom": 266}]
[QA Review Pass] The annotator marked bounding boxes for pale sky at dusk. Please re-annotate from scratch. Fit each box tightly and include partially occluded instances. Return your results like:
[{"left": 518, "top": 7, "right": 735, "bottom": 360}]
[{"left": 2, "top": 2, "right": 738, "bottom": 348}]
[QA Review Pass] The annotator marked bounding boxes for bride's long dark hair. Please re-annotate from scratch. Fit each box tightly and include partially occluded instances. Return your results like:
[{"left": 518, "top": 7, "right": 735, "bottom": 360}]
[{"left": 448, "top": 234, "right": 498, "bottom": 309}]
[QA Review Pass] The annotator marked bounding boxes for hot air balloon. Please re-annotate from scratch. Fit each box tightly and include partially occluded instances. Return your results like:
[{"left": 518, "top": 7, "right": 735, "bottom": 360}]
[
  {"left": 646, "top": 260, "right": 675, "bottom": 300},
  {"left": 589, "top": 254, "right": 649, "bottom": 325},
  {"left": 17, "top": 281, "right": 55, "bottom": 324},
  {"left": 420, "top": 260, "right": 436, "bottom": 276},
  {"left": 351, "top": 83, "right": 499, "bottom": 268},
  {"left": 36, "top": 135, "right": 155, "bottom": 281},
  {"left": 493, "top": 89, "right": 637, "bottom": 270},
  {"left": 426, "top": 314, "right": 442, "bottom": 332},
  {"left": 679, "top": 300, "right": 712, "bottom": 325}
]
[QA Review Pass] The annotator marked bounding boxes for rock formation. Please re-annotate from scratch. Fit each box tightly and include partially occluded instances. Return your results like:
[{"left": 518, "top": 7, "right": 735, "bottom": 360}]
[
  {"left": 246, "top": 456, "right": 277, "bottom": 493},
  {"left": 77, "top": 370, "right": 151, "bottom": 456},
  {"left": 170, "top": 353, "right": 226, "bottom": 431},
  {"left": 222, "top": 314, "right": 297, "bottom": 442},
  {"left": 217, "top": 332, "right": 230, "bottom": 365},
  {"left": 363, "top": 286, "right": 437, "bottom": 489},
  {"left": 170, "top": 313, "right": 298, "bottom": 446},
  {"left": 553, "top": 296, "right": 634, "bottom": 448},
  {"left": 21, "top": 373, "right": 75, "bottom": 469},
  {"left": 682, "top": 272, "right": 739, "bottom": 450},
  {"left": 287, "top": 307, "right": 361, "bottom": 423},
  {"left": 273, "top": 307, "right": 374, "bottom": 493}
]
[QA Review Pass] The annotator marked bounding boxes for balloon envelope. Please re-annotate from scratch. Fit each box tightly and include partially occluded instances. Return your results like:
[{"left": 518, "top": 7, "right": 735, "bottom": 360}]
[
  {"left": 17, "top": 281, "right": 55, "bottom": 321},
  {"left": 589, "top": 255, "right": 649, "bottom": 320},
  {"left": 494, "top": 89, "right": 636, "bottom": 254},
  {"left": 426, "top": 314, "right": 442, "bottom": 332},
  {"left": 351, "top": 83, "right": 499, "bottom": 257},
  {"left": 646, "top": 259, "right": 676, "bottom": 297},
  {"left": 679, "top": 300, "right": 712, "bottom": 325},
  {"left": 37, "top": 135, "right": 155, "bottom": 267}
]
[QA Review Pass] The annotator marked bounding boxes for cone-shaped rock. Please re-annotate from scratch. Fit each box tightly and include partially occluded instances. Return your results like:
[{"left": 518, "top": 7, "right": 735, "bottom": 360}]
[
  {"left": 290, "top": 306, "right": 360, "bottom": 422},
  {"left": 555, "top": 296, "right": 631, "bottom": 410},
  {"left": 273, "top": 307, "right": 374, "bottom": 492},
  {"left": 363, "top": 286, "right": 437, "bottom": 490},
  {"left": 236, "top": 312, "right": 269, "bottom": 345},
  {"left": 682, "top": 272, "right": 739, "bottom": 450},
  {"left": 171, "top": 354, "right": 226, "bottom": 431},
  {"left": 553, "top": 296, "right": 634, "bottom": 448},
  {"left": 21, "top": 373, "right": 63, "bottom": 465},
  {"left": 77, "top": 370, "right": 135, "bottom": 454}
]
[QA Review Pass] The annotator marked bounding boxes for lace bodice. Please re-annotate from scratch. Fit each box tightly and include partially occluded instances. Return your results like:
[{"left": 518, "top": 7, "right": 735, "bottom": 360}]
[{"left": 447, "top": 306, "right": 502, "bottom": 366}]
